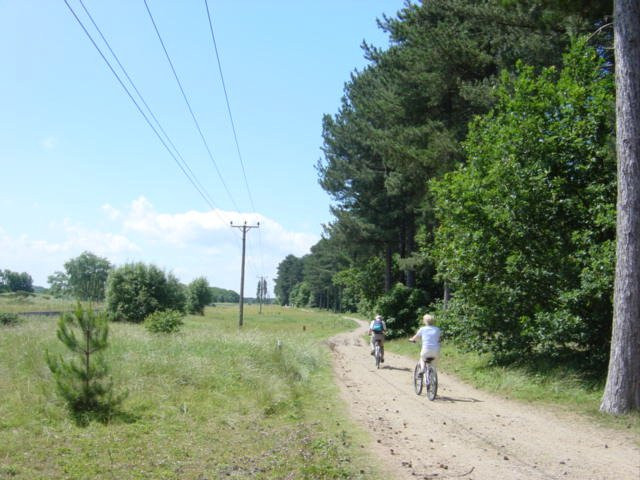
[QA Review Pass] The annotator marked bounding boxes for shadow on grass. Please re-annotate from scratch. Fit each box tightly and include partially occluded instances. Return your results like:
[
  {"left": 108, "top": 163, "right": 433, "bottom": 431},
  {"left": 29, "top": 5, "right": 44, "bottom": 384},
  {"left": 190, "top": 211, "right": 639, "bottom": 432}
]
[
  {"left": 509, "top": 352, "right": 608, "bottom": 389},
  {"left": 71, "top": 407, "right": 140, "bottom": 427}
]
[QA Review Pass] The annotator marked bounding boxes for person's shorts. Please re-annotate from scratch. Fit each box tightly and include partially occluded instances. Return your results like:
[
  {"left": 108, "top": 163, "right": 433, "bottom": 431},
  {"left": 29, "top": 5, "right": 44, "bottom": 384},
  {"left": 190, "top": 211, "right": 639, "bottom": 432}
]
[
  {"left": 420, "top": 349, "right": 439, "bottom": 363},
  {"left": 371, "top": 332, "right": 385, "bottom": 345}
]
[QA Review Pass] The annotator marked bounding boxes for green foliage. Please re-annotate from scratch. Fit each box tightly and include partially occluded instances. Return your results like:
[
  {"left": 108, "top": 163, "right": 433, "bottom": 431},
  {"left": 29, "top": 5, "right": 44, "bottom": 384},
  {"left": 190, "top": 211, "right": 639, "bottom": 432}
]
[
  {"left": 209, "top": 286, "right": 239, "bottom": 303},
  {"left": 64, "top": 251, "right": 112, "bottom": 301},
  {"left": 431, "top": 40, "right": 615, "bottom": 365},
  {"left": 144, "top": 309, "right": 184, "bottom": 333},
  {"left": 0, "top": 269, "right": 34, "bottom": 293},
  {"left": 333, "top": 257, "right": 385, "bottom": 313},
  {"left": 0, "top": 312, "right": 20, "bottom": 326},
  {"left": 46, "top": 271, "right": 70, "bottom": 298},
  {"left": 303, "top": 238, "right": 349, "bottom": 310},
  {"left": 374, "top": 283, "right": 428, "bottom": 338},
  {"left": 274, "top": 255, "right": 304, "bottom": 305},
  {"left": 105, "top": 262, "right": 186, "bottom": 323},
  {"left": 45, "top": 304, "right": 126, "bottom": 423},
  {"left": 289, "top": 281, "right": 311, "bottom": 308},
  {"left": 186, "top": 277, "right": 212, "bottom": 315}
]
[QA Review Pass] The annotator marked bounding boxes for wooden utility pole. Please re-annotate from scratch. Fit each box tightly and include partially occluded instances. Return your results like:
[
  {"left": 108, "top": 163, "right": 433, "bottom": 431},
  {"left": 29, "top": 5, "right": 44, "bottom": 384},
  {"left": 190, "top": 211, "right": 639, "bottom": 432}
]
[{"left": 231, "top": 221, "right": 259, "bottom": 328}]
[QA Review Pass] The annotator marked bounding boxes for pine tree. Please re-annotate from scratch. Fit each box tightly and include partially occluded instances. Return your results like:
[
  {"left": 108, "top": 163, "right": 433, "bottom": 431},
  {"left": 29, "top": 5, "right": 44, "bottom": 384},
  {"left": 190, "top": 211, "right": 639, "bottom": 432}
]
[
  {"left": 46, "top": 304, "right": 126, "bottom": 423},
  {"left": 600, "top": 0, "right": 640, "bottom": 414}
]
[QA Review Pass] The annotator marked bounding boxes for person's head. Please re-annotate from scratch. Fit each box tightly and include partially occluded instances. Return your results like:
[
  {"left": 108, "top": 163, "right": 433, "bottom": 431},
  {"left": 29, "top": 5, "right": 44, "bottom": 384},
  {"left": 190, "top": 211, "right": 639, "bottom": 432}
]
[
  {"left": 422, "top": 314, "right": 435, "bottom": 326},
  {"left": 375, "top": 314, "right": 382, "bottom": 321}
]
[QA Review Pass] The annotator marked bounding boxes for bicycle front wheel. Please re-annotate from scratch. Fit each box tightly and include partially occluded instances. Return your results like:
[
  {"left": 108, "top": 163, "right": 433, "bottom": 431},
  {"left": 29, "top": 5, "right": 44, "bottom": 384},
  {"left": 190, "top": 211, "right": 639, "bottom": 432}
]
[
  {"left": 413, "top": 364, "right": 423, "bottom": 395},
  {"left": 426, "top": 366, "right": 438, "bottom": 401}
]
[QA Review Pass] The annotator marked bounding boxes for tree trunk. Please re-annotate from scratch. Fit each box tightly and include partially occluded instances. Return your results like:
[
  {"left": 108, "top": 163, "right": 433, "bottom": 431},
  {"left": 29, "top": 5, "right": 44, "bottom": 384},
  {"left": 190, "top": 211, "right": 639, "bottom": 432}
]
[
  {"left": 405, "top": 221, "right": 416, "bottom": 288},
  {"left": 601, "top": 0, "right": 640, "bottom": 414},
  {"left": 384, "top": 244, "right": 393, "bottom": 292}
]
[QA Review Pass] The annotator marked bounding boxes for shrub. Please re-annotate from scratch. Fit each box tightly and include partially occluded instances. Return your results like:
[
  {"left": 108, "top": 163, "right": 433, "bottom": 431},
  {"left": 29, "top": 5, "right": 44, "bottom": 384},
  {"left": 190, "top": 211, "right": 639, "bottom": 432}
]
[
  {"left": 46, "top": 304, "right": 126, "bottom": 424},
  {"left": 105, "top": 262, "right": 186, "bottom": 323},
  {"left": 186, "top": 277, "right": 212, "bottom": 315},
  {"left": 0, "top": 312, "right": 20, "bottom": 326},
  {"left": 144, "top": 310, "right": 184, "bottom": 333}
]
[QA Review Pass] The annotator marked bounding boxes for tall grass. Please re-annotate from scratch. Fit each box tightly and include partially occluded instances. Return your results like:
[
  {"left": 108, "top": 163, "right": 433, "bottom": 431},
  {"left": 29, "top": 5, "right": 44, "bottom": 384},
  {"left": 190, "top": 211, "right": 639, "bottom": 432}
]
[{"left": 0, "top": 305, "right": 377, "bottom": 479}]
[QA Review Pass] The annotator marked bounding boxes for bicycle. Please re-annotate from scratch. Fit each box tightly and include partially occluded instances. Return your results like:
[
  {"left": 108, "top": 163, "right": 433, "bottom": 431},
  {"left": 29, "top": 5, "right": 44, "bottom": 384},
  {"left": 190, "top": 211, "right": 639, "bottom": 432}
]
[
  {"left": 373, "top": 339, "right": 383, "bottom": 369},
  {"left": 413, "top": 357, "right": 438, "bottom": 400}
]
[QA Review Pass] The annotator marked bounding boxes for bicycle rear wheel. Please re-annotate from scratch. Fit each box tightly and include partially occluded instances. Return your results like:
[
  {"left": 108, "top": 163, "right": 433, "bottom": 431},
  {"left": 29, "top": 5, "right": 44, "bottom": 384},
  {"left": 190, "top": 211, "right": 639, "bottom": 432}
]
[
  {"left": 375, "top": 343, "right": 381, "bottom": 369},
  {"left": 413, "top": 364, "right": 423, "bottom": 395},
  {"left": 426, "top": 365, "right": 438, "bottom": 400}
]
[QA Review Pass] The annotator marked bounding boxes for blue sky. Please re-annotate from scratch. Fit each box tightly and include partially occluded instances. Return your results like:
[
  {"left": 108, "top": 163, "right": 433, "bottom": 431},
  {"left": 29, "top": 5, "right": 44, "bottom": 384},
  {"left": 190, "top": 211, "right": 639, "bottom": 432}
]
[{"left": 1, "top": 0, "right": 401, "bottom": 295}]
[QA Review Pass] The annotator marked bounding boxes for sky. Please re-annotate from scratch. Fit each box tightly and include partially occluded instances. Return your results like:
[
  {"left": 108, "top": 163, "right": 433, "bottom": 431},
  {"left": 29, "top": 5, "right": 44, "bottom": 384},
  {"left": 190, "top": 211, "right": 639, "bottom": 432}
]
[{"left": 0, "top": 0, "right": 403, "bottom": 296}]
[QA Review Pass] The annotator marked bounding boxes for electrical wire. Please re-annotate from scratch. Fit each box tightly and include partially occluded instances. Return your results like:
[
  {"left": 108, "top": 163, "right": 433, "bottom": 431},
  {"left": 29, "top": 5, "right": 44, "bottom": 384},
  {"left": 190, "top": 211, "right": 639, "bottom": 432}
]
[
  {"left": 203, "top": 0, "right": 267, "bottom": 278},
  {"left": 143, "top": 0, "right": 240, "bottom": 212},
  {"left": 203, "top": 0, "right": 255, "bottom": 212},
  {"left": 75, "top": 0, "right": 223, "bottom": 221},
  {"left": 63, "top": 0, "right": 232, "bottom": 229}
]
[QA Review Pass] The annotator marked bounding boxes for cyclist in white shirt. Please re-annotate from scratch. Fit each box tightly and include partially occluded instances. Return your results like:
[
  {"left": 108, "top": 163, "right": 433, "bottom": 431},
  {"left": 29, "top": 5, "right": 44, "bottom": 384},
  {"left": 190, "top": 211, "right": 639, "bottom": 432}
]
[{"left": 409, "top": 314, "right": 441, "bottom": 374}]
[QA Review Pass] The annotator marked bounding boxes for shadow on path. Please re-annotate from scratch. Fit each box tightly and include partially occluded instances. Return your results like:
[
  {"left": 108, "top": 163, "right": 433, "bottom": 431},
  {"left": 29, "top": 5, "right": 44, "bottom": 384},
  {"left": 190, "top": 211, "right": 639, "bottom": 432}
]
[
  {"left": 435, "top": 395, "right": 483, "bottom": 403},
  {"left": 380, "top": 365, "right": 412, "bottom": 373}
]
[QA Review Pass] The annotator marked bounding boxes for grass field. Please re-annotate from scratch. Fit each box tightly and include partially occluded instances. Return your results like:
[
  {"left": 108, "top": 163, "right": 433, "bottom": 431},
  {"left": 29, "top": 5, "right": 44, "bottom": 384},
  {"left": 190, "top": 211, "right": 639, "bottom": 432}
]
[
  {"left": 0, "top": 303, "right": 379, "bottom": 480},
  {"left": 0, "top": 291, "right": 78, "bottom": 314}
]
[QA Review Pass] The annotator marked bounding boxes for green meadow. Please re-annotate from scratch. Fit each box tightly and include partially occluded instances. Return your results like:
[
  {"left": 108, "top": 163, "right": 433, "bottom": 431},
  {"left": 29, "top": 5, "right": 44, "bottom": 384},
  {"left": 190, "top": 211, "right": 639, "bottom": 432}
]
[{"left": 0, "top": 303, "right": 379, "bottom": 480}]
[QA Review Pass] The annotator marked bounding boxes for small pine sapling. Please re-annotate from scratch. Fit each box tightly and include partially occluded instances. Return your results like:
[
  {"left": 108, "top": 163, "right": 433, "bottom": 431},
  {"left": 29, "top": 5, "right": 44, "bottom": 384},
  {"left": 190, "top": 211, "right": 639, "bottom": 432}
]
[{"left": 46, "top": 303, "right": 126, "bottom": 423}]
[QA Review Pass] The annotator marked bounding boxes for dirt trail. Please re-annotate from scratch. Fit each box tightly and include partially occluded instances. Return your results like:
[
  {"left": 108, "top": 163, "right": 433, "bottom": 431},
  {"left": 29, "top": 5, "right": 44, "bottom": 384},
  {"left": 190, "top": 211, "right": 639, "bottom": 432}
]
[{"left": 328, "top": 318, "right": 639, "bottom": 480}]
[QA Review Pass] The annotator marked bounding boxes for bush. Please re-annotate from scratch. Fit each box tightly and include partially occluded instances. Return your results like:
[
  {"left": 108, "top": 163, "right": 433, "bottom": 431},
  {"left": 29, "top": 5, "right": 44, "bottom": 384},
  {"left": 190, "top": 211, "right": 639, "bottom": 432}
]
[
  {"left": 186, "top": 277, "right": 212, "bottom": 315},
  {"left": 375, "top": 283, "right": 428, "bottom": 338},
  {"left": 144, "top": 310, "right": 184, "bottom": 333},
  {"left": 0, "top": 312, "right": 20, "bottom": 326},
  {"left": 105, "top": 262, "right": 186, "bottom": 323}
]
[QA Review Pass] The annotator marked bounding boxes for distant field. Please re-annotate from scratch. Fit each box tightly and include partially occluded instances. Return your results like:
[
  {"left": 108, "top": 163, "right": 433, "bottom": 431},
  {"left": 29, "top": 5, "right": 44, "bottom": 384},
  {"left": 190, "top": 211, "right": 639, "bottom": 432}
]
[
  {"left": 0, "top": 292, "right": 82, "bottom": 314},
  {"left": 0, "top": 304, "right": 379, "bottom": 479}
]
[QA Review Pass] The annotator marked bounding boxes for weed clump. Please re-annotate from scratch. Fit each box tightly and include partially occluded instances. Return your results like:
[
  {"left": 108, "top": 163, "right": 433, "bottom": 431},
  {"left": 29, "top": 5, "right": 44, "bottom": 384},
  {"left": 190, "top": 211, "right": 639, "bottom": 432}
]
[{"left": 0, "top": 312, "right": 20, "bottom": 326}]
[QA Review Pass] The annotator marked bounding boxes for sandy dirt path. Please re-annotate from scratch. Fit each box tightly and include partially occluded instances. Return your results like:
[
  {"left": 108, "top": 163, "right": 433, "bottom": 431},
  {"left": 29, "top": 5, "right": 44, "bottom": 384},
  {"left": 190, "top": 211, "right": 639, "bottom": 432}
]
[{"left": 328, "top": 318, "right": 639, "bottom": 480}]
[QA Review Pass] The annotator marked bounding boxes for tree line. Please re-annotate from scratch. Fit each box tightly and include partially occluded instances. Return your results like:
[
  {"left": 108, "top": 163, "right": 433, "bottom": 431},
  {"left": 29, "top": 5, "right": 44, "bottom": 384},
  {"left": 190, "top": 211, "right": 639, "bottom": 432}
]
[
  {"left": 0, "top": 269, "right": 34, "bottom": 293},
  {"left": 275, "top": 0, "right": 638, "bottom": 412},
  {"left": 3, "top": 250, "right": 241, "bottom": 317}
]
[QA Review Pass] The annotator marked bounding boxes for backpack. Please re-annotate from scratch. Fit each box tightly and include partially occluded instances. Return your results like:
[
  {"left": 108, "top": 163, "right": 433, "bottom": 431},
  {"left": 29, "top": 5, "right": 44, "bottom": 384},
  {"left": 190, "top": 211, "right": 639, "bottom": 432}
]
[{"left": 372, "top": 319, "right": 384, "bottom": 333}]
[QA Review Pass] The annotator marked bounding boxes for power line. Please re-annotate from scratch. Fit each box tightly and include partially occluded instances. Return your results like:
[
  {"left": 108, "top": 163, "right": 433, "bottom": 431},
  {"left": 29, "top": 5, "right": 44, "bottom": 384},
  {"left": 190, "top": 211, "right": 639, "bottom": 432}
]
[
  {"left": 203, "top": 0, "right": 267, "bottom": 278},
  {"left": 63, "top": 1, "right": 219, "bottom": 214},
  {"left": 74, "top": 0, "right": 223, "bottom": 221},
  {"left": 143, "top": 0, "right": 240, "bottom": 212},
  {"left": 203, "top": 0, "right": 255, "bottom": 212}
]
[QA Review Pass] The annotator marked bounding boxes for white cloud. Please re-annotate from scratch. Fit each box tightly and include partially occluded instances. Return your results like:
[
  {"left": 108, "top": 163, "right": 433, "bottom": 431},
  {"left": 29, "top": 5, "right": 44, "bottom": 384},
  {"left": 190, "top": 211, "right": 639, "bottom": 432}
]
[
  {"left": 0, "top": 198, "right": 319, "bottom": 294},
  {"left": 0, "top": 224, "right": 139, "bottom": 286},
  {"left": 101, "top": 204, "right": 122, "bottom": 221},
  {"left": 122, "top": 196, "right": 232, "bottom": 246}
]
